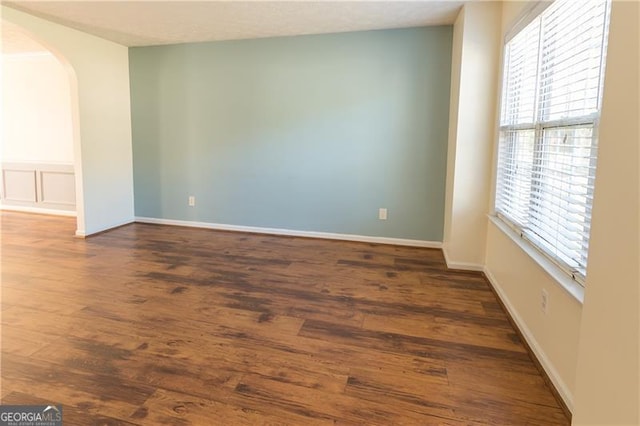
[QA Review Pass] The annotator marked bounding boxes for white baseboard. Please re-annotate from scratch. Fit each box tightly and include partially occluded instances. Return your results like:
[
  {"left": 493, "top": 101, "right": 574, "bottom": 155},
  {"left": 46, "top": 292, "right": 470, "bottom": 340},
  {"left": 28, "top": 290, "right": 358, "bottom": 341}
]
[
  {"left": 134, "top": 216, "right": 442, "bottom": 248},
  {"left": 442, "top": 247, "right": 484, "bottom": 271},
  {"left": 77, "top": 217, "right": 135, "bottom": 238},
  {"left": 483, "top": 266, "right": 574, "bottom": 413},
  {"left": 1, "top": 204, "right": 76, "bottom": 217}
]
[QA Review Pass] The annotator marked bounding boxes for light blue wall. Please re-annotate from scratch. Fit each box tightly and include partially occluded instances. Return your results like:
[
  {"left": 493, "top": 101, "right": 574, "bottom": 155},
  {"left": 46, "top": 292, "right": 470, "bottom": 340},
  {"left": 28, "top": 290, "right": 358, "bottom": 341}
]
[{"left": 129, "top": 26, "right": 452, "bottom": 241}]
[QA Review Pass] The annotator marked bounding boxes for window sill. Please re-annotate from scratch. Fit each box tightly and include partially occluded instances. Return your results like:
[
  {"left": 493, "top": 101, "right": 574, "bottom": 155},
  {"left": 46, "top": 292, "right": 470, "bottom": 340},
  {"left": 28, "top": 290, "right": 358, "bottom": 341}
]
[{"left": 488, "top": 215, "right": 585, "bottom": 304}]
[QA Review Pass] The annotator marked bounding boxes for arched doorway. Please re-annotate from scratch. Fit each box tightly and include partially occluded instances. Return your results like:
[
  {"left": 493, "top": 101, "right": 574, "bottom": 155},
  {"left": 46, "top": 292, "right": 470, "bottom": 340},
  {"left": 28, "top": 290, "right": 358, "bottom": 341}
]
[{"left": 1, "top": 20, "right": 85, "bottom": 233}]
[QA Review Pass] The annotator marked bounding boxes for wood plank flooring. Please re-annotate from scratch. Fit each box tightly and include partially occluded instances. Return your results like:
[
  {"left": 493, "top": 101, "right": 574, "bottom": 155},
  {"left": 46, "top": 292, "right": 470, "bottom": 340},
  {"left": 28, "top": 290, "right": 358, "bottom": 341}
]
[{"left": 0, "top": 212, "right": 570, "bottom": 425}]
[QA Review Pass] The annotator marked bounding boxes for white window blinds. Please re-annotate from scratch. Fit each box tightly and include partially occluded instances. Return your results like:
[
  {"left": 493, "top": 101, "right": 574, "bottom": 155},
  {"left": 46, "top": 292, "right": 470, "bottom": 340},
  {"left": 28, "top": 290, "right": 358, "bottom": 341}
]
[{"left": 495, "top": 0, "right": 611, "bottom": 284}]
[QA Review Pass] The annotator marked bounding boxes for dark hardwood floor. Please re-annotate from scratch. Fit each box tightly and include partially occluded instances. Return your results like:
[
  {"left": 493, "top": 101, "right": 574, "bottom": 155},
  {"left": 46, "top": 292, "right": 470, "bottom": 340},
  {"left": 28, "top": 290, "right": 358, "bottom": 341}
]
[{"left": 0, "top": 211, "right": 569, "bottom": 425}]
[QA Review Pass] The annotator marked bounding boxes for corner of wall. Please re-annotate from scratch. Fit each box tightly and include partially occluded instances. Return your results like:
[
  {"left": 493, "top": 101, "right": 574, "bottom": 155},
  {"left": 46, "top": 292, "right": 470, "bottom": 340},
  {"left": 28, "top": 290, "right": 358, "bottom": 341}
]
[
  {"left": 442, "top": 1, "right": 500, "bottom": 268},
  {"left": 572, "top": 1, "right": 640, "bottom": 423},
  {"left": 3, "top": 6, "right": 136, "bottom": 237},
  {"left": 442, "top": 246, "right": 484, "bottom": 271},
  {"left": 443, "top": 7, "right": 465, "bottom": 249},
  {"left": 483, "top": 263, "right": 575, "bottom": 412}
]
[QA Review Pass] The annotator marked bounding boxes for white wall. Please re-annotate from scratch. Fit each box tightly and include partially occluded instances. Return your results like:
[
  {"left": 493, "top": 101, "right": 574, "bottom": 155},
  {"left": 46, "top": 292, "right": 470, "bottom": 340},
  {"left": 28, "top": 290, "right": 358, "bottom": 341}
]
[
  {"left": 572, "top": 1, "right": 639, "bottom": 424},
  {"left": 443, "top": 1, "right": 501, "bottom": 270},
  {"left": 483, "top": 1, "right": 640, "bottom": 421},
  {"left": 442, "top": 8, "right": 463, "bottom": 257},
  {"left": 483, "top": 1, "right": 583, "bottom": 411},
  {"left": 2, "top": 6, "right": 135, "bottom": 236},
  {"left": 485, "top": 219, "right": 583, "bottom": 410},
  {"left": 2, "top": 53, "right": 73, "bottom": 163}
]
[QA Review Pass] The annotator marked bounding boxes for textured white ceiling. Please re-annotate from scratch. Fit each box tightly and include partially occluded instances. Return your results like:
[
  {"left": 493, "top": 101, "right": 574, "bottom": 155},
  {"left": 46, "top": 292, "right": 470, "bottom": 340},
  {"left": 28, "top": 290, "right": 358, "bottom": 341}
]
[
  {"left": 1, "top": 20, "right": 49, "bottom": 54},
  {"left": 3, "top": 1, "right": 464, "bottom": 47}
]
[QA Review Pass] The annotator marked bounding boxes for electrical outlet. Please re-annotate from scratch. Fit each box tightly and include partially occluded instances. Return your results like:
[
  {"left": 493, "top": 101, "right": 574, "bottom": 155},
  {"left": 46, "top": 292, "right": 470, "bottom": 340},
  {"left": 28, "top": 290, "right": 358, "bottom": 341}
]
[
  {"left": 378, "top": 208, "right": 388, "bottom": 220},
  {"left": 188, "top": 196, "right": 196, "bottom": 207},
  {"left": 541, "top": 289, "right": 549, "bottom": 314}
]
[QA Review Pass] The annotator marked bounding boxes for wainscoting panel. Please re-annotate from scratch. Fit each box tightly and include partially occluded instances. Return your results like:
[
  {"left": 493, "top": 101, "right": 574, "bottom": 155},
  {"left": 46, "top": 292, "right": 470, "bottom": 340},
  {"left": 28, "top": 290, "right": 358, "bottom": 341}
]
[
  {"left": 40, "top": 170, "right": 75, "bottom": 206},
  {"left": 1, "top": 163, "right": 75, "bottom": 214},
  {"left": 3, "top": 169, "right": 37, "bottom": 202}
]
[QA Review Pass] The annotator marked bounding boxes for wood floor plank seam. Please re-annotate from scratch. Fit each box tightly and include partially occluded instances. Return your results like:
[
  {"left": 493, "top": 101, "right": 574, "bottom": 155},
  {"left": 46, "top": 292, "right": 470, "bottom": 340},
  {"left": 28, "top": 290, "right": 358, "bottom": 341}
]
[{"left": 1, "top": 212, "right": 570, "bottom": 425}]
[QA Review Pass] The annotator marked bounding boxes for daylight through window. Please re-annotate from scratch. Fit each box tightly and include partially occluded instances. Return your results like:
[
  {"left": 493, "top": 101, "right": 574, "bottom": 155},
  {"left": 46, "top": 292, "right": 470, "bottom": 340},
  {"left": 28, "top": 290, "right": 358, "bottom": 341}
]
[{"left": 494, "top": 0, "right": 611, "bottom": 284}]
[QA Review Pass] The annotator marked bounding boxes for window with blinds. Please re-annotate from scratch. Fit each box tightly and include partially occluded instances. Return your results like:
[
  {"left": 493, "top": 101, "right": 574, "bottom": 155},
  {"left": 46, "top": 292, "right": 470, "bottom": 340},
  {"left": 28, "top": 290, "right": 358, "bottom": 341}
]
[{"left": 495, "top": 0, "right": 611, "bottom": 285}]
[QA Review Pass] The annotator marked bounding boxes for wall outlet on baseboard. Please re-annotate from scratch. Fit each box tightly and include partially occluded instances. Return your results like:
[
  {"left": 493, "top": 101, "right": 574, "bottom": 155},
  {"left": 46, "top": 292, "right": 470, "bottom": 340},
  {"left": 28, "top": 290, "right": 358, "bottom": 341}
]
[
  {"left": 379, "top": 208, "right": 388, "bottom": 220},
  {"left": 541, "top": 288, "right": 549, "bottom": 314},
  {"left": 188, "top": 196, "right": 196, "bottom": 207}
]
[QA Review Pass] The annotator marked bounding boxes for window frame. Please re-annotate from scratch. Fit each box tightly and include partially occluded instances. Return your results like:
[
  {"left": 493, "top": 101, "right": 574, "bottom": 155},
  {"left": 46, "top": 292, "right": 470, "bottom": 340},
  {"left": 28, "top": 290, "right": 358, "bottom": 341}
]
[{"left": 492, "top": 0, "right": 610, "bottom": 289}]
